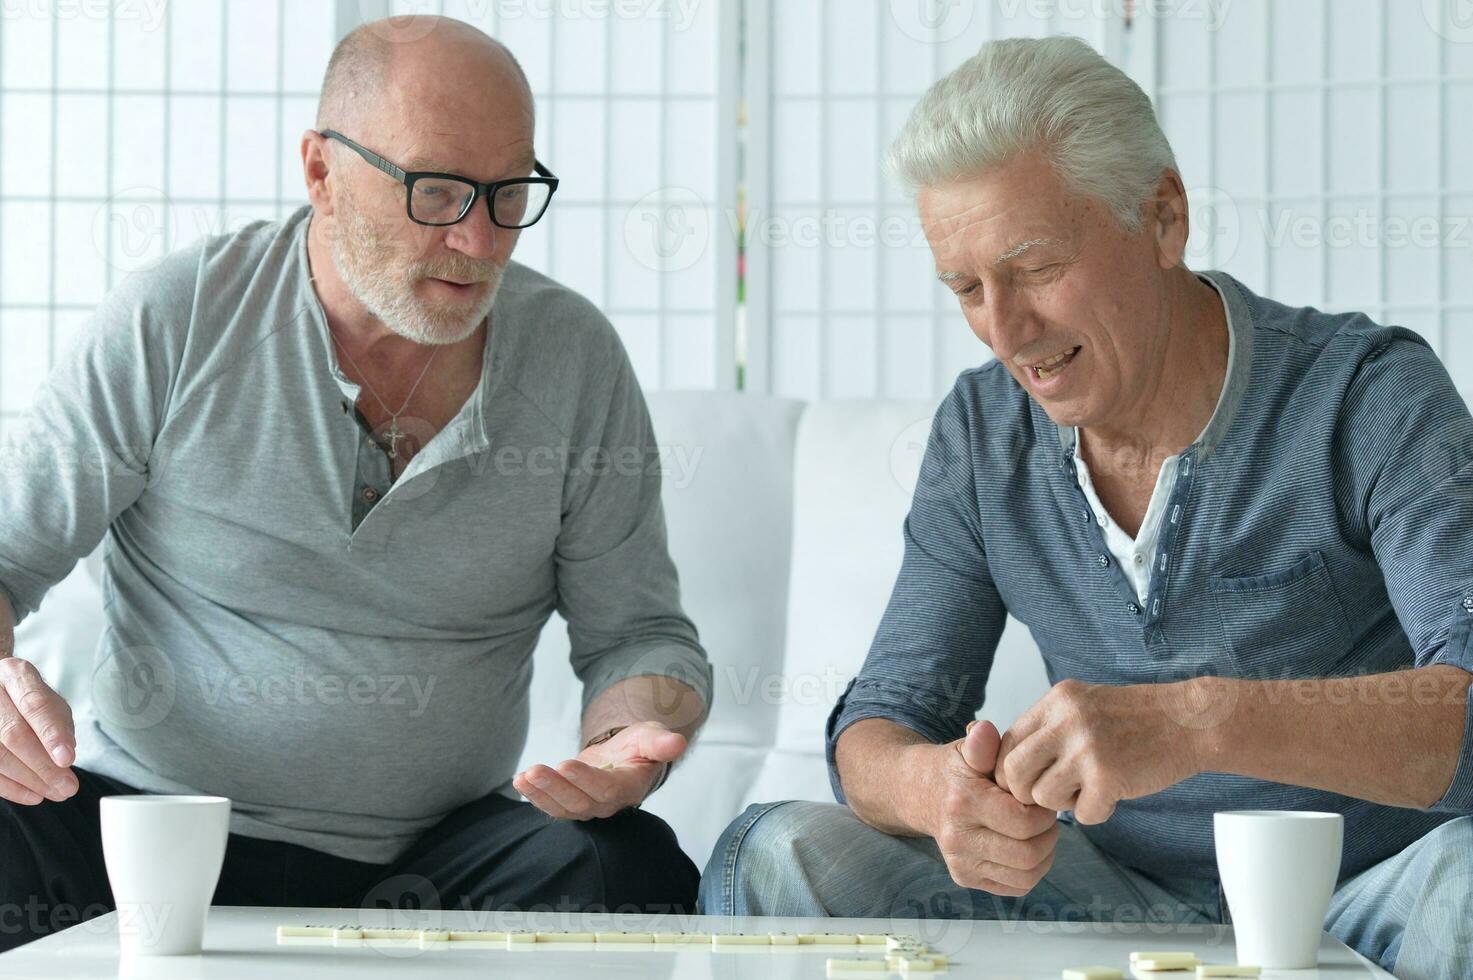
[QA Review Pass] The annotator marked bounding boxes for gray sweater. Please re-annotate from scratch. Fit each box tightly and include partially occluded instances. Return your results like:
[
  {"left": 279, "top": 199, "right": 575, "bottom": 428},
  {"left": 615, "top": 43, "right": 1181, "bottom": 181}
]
[{"left": 0, "top": 205, "right": 710, "bottom": 862}]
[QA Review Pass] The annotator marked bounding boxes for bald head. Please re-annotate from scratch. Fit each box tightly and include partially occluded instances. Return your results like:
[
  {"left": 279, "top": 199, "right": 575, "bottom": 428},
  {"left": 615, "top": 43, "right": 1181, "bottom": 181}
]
[
  {"left": 316, "top": 16, "right": 532, "bottom": 139},
  {"left": 304, "top": 15, "right": 538, "bottom": 347}
]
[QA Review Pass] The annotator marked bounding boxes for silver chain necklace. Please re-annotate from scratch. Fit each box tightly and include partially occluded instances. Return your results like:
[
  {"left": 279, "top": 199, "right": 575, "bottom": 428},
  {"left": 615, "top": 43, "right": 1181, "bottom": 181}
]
[{"left": 329, "top": 331, "right": 438, "bottom": 460}]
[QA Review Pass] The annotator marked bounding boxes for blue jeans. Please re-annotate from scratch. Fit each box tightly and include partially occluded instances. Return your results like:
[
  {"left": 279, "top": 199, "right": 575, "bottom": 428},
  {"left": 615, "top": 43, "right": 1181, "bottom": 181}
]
[{"left": 699, "top": 801, "right": 1473, "bottom": 980}]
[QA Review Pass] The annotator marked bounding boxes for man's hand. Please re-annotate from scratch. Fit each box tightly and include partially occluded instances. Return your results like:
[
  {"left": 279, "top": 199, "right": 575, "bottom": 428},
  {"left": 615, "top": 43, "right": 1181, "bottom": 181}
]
[
  {"left": 994, "top": 678, "right": 1209, "bottom": 824},
  {"left": 929, "top": 719, "right": 1059, "bottom": 897},
  {"left": 0, "top": 654, "right": 79, "bottom": 806},
  {"left": 513, "top": 721, "right": 686, "bottom": 821}
]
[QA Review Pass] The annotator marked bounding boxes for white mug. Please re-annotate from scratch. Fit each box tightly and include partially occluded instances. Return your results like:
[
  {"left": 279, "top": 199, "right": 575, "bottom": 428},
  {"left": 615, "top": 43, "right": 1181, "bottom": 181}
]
[
  {"left": 100, "top": 795, "right": 231, "bottom": 957},
  {"left": 1214, "top": 810, "right": 1344, "bottom": 969}
]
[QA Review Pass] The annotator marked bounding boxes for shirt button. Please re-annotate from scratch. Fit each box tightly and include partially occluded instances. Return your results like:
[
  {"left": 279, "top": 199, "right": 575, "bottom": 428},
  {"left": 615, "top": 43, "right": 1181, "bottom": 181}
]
[
  {"left": 362, "top": 487, "right": 379, "bottom": 502},
  {"left": 1134, "top": 553, "right": 1145, "bottom": 565},
  {"left": 1096, "top": 553, "right": 1110, "bottom": 568},
  {"left": 1462, "top": 596, "right": 1473, "bottom": 611},
  {"left": 1127, "top": 601, "right": 1141, "bottom": 615},
  {"left": 367, "top": 437, "right": 377, "bottom": 449},
  {"left": 1082, "top": 509, "right": 1092, "bottom": 523}
]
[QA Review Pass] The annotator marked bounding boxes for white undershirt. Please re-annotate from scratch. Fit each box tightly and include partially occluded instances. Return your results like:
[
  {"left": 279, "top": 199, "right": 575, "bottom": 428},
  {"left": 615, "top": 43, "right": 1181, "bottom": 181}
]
[
  {"left": 1073, "top": 447, "right": 1182, "bottom": 603},
  {"left": 1071, "top": 286, "right": 1236, "bottom": 603}
]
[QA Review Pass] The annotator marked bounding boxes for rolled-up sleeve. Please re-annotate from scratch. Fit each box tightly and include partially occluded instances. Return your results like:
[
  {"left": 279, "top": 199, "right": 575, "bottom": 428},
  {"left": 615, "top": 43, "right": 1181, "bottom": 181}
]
[
  {"left": 1336, "top": 336, "right": 1473, "bottom": 813},
  {"left": 825, "top": 385, "right": 1007, "bottom": 804},
  {"left": 553, "top": 343, "right": 711, "bottom": 719}
]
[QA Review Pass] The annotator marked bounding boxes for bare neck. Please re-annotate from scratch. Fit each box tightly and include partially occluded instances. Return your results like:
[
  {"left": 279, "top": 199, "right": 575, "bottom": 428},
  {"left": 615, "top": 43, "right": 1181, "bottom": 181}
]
[{"left": 1079, "top": 270, "right": 1229, "bottom": 474}]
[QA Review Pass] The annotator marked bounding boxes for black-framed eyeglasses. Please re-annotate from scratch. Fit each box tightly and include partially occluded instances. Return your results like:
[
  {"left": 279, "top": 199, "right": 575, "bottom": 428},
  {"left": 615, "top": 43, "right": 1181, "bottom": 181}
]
[{"left": 320, "top": 129, "right": 558, "bottom": 229}]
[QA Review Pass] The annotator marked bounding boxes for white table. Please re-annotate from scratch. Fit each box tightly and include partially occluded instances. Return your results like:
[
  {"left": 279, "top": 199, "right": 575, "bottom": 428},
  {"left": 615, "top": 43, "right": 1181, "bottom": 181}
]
[{"left": 0, "top": 906, "right": 1392, "bottom": 979}]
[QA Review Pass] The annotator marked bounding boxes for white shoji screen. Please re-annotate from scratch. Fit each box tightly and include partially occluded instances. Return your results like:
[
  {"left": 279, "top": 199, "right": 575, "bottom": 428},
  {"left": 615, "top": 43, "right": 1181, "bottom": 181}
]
[
  {"left": 0, "top": 0, "right": 339, "bottom": 434},
  {"left": 1148, "top": 0, "right": 1473, "bottom": 398},
  {"left": 742, "top": 0, "right": 1117, "bottom": 400},
  {"left": 9, "top": 3, "right": 1467, "bottom": 409},
  {"left": 0, "top": 0, "right": 737, "bottom": 431},
  {"left": 744, "top": 0, "right": 1473, "bottom": 404},
  {"left": 384, "top": 0, "right": 740, "bottom": 391}
]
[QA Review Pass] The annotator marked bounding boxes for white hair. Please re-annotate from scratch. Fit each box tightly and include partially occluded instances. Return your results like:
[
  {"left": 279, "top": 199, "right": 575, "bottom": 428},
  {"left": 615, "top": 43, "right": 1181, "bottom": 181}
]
[{"left": 885, "top": 35, "right": 1178, "bottom": 232}]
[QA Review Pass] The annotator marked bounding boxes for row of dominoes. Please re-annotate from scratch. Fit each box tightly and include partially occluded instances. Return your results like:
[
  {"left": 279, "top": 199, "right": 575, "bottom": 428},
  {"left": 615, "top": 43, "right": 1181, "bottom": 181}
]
[
  {"left": 277, "top": 924, "right": 925, "bottom": 950},
  {"left": 823, "top": 934, "right": 951, "bottom": 976},
  {"left": 1062, "top": 952, "right": 1262, "bottom": 979},
  {"left": 826, "top": 953, "right": 950, "bottom": 975}
]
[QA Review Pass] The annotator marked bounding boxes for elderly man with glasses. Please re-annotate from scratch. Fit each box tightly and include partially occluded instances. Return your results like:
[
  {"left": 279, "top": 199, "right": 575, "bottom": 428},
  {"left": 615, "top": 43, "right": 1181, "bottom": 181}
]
[{"left": 0, "top": 16, "right": 709, "bottom": 950}]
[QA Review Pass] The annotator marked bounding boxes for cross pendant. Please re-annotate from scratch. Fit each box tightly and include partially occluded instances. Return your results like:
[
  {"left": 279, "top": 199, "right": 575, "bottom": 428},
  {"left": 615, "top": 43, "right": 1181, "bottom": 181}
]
[{"left": 381, "top": 421, "right": 406, "bottom": 459}]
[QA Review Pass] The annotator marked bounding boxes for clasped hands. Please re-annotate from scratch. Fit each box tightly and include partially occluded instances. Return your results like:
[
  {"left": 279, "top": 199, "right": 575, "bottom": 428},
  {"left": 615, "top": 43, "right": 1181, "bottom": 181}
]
[{"left": 933, "top": 678, "right": 1210, "bottom": 896}]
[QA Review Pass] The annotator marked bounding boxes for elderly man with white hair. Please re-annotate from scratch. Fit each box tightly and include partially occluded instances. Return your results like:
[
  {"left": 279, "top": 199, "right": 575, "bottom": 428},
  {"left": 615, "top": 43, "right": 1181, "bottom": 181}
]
[{"left": 700, "top": 36, "right": 1473, "bottom": 980}]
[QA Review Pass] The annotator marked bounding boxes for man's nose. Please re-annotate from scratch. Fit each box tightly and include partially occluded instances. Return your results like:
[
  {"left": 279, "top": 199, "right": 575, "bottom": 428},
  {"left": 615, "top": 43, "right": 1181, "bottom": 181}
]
[
  {"left": 442, "top": 197, "right": 510, "bottom": 262},
  {"left": 978, "top": 287, "right": 1033, "bottom": 363}
]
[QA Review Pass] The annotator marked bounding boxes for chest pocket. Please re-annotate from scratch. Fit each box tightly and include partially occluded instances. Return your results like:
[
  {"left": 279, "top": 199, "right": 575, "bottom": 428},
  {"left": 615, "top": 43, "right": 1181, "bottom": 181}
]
[{"left": 1210, "top": 550, "right": 1353, "bottom": 679}]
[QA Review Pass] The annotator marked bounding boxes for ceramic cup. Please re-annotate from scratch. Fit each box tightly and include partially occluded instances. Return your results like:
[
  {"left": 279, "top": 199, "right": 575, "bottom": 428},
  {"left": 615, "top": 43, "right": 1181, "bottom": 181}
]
[
  {"left": 1214, "top": 809, "right": 1344, "bottom": 969},
  {"left": 100, "top": 795, "right": 230, "bottom": 957}
]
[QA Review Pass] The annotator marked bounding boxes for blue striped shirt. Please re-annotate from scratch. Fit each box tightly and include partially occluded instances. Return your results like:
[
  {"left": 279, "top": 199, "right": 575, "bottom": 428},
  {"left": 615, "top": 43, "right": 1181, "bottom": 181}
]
[{"left": 826, "top": 270, "right": 1473, "bottom": 883}]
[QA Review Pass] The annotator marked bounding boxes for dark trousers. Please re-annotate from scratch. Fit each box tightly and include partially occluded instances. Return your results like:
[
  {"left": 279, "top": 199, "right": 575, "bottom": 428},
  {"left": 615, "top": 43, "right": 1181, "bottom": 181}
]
[{"left": 0, "top": 767, "right": 699, "bottom": 952}]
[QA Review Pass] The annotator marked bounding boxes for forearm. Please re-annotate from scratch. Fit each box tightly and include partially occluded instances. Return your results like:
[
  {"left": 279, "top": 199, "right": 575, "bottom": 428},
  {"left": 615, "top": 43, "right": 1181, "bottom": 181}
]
[
  {"left": 834, "top": 718, "right": 951, "bottom": 838},
  {"left": 1194, "top": 664, "right": 1472, "bottom": 808},
  {"left": 580, "top": 674, "right": 706, "bottom": 745}
]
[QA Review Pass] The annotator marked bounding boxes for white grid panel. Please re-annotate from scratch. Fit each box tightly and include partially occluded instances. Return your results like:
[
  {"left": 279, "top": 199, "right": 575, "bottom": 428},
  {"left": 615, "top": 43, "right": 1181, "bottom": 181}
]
[
  {"left": 0, "top": 0, "right": 737, "bottom": 428},
  {"left": 1151, "top": 0, "right": 1473, "bottom": 397},
  {"left": 743, "top": 0, "right": 1114, "bottom": 399},
  {"left": 389, "top": 0, "right": 739, "bottom": 391},
  {"left": 745, "top": 0, "right": 1473, "bottom": 403},
  {"left": 0, "top": 0, "right": 338, "bottom": 431}
]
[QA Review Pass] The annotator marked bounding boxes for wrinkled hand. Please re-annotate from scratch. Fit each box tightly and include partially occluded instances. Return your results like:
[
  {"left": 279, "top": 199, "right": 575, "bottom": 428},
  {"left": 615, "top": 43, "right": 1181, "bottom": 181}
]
[
  {"left": 994, "top": 678, "right": 1209, "bottom": 824},
  {"left": 0, "top": 656, "right": 79, "bottom": 805},
  {"left": 930, "top": 719, "right": 1059, "bottom": 897},
  {"left": 513, "top": 721, "right": 686, "bottom": 820}
]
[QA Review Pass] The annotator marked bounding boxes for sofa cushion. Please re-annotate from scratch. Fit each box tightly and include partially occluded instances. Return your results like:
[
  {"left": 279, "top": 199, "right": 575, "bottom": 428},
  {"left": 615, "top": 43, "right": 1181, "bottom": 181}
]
[
  {"left": 519, "top": 390, "right": 806, "bottom": 866},
  {"left": 761, "top": 399, "right": 1050, "bottom": 806}
]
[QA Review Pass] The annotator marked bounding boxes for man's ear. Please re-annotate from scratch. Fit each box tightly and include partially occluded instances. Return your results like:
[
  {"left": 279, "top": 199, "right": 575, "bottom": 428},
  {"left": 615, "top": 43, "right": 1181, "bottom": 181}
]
[
  {"left": 1149, "top": 168, "right": 1190, "bottom": 270},
  {"left": 302, "top": 130, "right": 336, "bottom": 217}
]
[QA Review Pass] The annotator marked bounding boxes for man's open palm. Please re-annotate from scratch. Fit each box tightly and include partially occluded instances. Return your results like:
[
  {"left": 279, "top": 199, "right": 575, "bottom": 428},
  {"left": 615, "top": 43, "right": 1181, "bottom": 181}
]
[{"left": 514, "top": 721, "right": 686, "bottom": 820}]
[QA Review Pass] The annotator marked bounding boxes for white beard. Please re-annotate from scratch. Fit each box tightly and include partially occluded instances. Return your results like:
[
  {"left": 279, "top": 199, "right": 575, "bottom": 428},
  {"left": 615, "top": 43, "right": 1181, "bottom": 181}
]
[{"left": 329, "top": 194, "right": 503, "bottom": 347}]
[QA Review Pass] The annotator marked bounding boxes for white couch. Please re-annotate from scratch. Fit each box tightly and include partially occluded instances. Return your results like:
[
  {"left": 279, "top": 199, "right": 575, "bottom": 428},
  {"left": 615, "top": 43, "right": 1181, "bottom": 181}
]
[{"left": 16, "top": 391, "right": 1050, "bottom": 869}]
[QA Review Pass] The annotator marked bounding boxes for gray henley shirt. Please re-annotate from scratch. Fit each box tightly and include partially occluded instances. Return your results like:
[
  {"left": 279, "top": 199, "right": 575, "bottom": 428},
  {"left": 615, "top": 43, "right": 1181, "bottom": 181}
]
[{"left": 0, "top": 204, "right": 711, "bottom": 863}]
